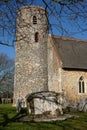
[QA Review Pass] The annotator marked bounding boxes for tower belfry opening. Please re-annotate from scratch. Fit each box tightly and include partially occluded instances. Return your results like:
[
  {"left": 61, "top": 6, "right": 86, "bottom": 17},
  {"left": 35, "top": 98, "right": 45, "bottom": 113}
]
[
  {"left": 33, "top": 16, "right": 37, "bottom": 24},
  {"left": 35, "top": 32, "right": 39, "bottom": 42}
]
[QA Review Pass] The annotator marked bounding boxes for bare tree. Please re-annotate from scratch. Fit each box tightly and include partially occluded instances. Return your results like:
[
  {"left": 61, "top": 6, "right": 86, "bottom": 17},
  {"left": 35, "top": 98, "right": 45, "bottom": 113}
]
[
  {"left": 0, "top": 0, "right": 87, "bottom": 46},
  {"left": 0, "top": 53, "right": 14, "bottom": 97}
]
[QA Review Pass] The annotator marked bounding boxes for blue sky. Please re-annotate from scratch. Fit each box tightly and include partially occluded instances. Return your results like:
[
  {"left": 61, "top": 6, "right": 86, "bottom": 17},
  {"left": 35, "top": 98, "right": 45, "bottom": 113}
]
[
  {"left": 0, "top": 0, "right": 87, "bottom": 59},
  {"left": 0, "top": 45, "right": 15, "bottom": 59}
]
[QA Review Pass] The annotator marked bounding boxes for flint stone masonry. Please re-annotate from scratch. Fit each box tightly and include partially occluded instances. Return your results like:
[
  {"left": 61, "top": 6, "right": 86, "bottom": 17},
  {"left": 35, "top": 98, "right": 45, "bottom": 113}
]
[
  {"left": 47, "top": 37, "right": 62, "bottom": 92},
  {"left": 14, "top": 6, "right": 48, "bottom": 105}
]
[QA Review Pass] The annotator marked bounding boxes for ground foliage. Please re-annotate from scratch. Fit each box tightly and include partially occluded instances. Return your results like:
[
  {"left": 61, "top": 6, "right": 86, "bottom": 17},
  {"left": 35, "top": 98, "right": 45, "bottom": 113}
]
[{"left": 0, "top": 104, "right": 87, "bottom": 130}]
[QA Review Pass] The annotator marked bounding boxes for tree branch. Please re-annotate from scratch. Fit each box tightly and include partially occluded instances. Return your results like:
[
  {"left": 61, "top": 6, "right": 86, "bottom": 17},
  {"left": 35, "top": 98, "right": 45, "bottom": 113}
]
[{"left": 0, "top": 41, "right": 14, "bottom": 46}]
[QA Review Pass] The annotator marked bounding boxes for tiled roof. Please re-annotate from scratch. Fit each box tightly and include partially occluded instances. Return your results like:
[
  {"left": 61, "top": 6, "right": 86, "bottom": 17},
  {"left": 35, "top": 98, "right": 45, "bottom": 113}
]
[{"left": 52, "top": 35, "right": 87, "bottom": 70}]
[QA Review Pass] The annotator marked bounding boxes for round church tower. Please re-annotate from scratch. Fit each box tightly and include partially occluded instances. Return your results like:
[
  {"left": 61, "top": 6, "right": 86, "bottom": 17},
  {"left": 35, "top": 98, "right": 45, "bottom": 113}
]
[{"left": 13, "top": 6, "right": 48, "bottom": 105}]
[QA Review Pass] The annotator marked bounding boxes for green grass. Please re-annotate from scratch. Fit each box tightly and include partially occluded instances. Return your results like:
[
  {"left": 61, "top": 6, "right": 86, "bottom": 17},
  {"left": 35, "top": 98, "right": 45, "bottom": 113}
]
[{"left": 0, "top": 104, "right": 87, "bottom": 130}]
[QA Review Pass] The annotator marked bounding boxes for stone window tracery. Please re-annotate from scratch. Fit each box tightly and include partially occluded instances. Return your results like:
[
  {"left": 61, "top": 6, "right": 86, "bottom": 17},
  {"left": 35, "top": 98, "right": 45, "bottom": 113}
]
[{"left": 79, "top": 76, "right": 85, "bottom": 93}]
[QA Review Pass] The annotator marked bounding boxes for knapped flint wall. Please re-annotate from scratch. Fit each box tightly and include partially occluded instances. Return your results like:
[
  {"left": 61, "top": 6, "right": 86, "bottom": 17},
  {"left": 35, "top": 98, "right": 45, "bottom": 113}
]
[{"left": 13, "top": 6, "right": 48, "bottom": 106}]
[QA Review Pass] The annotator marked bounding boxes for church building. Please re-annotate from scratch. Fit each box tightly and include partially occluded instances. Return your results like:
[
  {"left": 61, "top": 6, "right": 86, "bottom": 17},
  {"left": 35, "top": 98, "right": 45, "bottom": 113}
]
[{"left": 13, "top": 6, "right": 87, "bottom": 110}]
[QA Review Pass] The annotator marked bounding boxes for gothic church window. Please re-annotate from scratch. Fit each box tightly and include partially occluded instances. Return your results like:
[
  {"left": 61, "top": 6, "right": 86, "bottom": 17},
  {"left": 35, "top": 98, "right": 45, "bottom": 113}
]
[
  {"left": 33, "top": 16, "right": 37, "bottom": 24},
  {"left": 35, "top": 32, "right": 39, "bottom": 42},
  {"left": 79, "top": 76, "right": 85, "bottom": 93}
]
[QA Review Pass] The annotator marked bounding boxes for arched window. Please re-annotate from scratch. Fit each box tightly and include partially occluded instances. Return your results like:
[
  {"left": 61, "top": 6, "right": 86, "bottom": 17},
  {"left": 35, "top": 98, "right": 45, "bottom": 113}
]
[
  {"left": 35, "top": 32, "right": 39, "bottom": 42},
  {"left": 79, "top": 76, "right": 85, "bottom": 93},
  {"left": 33, "top": 16, "right": 37, "bottom": 24}
]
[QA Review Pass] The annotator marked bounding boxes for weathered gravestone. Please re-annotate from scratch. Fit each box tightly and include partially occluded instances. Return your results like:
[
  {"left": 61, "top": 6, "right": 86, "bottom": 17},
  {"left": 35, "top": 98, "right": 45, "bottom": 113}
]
[{"left": 78, "top": 98, "right": 87, "bottom": 112}]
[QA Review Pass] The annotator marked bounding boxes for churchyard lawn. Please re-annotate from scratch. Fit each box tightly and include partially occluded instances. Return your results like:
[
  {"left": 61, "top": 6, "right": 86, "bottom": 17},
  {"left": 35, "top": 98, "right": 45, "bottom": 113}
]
[{"left": 0, "top": 104, "right": 87, "bottom": 130}]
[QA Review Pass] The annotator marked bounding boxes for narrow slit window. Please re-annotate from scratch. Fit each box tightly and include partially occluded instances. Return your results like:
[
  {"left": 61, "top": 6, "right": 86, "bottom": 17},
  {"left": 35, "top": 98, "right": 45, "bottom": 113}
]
[
  {"left": 35, "top": 32, "right": 39, "bottom": 42},
  {"left": 33, "top": 16, "right": 37, "bottom": 24}
]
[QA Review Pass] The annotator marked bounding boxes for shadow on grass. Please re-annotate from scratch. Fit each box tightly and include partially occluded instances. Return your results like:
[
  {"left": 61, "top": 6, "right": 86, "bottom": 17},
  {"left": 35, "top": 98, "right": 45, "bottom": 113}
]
[
  {"left": 0, "top": 112, "right": 20, "bottom": 127},
  {"left": 0, "top": 105, "right": 87, "bottom": 130},
  {"left": 0, "top": 108, "right": 27, "bottom": 128},
  {"left": 0, "top": 111, "right": 69, "bottom": 130},
  {"left": 0, "top": 113, "right": 85, "bottom": 130}
]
